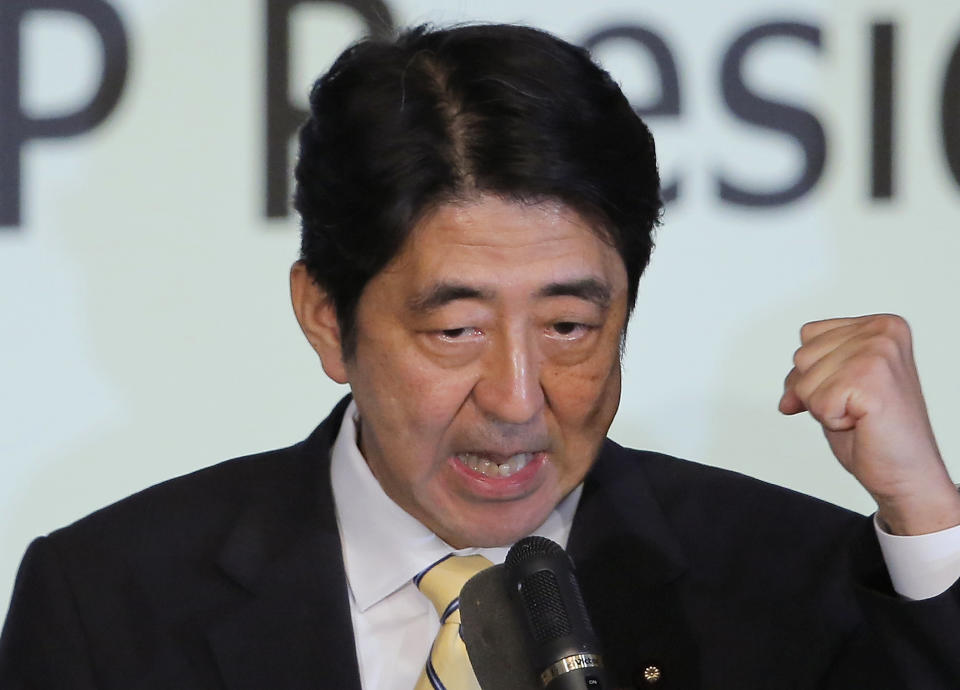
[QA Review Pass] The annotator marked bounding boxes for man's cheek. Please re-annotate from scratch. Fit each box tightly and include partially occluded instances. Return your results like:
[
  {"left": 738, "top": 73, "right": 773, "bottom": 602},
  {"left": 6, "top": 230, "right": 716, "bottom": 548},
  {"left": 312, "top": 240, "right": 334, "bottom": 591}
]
[
  {"left": 544, "top": 359, "right": 619, "bottom": 413},
  {"left": 409, "top": 374, "right": 477, "bottom": 427}
]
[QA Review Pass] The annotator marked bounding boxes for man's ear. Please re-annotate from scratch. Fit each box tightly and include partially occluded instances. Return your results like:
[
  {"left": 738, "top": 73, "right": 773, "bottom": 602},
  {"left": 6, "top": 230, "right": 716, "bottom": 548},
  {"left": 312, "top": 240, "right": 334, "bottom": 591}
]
[{"left": 290, "top": 261, "right": 349, "bottom": 384}]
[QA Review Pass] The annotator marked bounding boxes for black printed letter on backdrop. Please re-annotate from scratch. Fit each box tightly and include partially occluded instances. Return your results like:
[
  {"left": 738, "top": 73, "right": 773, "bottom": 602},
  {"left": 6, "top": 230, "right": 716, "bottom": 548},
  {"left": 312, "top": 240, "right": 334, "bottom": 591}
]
[
  {"left": 0, "top": 0, "right": 128, "bottom": 229},
  {"left": 264, "top": 0, "right": 394, "bottom": 219},
  {"left": 943, "top": 31, "right": 960, "bottom": 190},
  {"left": 719, "top": 21, "right": 826, "bottom": 207},
  {"left": 583, "top": 26, "right": 682, "bottom": 204},
  {"left": 870, "top": 23, "right": 896, "bottom": 199}
]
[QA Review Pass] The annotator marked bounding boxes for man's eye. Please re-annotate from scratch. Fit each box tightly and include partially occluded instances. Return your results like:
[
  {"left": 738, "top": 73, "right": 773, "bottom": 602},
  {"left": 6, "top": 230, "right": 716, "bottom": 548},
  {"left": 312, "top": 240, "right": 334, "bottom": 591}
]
[
  {"left": 437, "top": 327, "right": 479, "bottom": 340},
  {"left": 549, "top": 322, "right": 590, "bottom": 338}
]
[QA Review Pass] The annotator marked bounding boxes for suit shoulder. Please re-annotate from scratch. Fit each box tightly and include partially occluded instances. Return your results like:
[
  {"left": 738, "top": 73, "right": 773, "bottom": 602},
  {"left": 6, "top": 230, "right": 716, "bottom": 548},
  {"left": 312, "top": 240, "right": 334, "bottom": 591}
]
[
  {"left": 601, "top": 439, "right": 863, "bottom": 531},
  {"left": 45, "top": 439, "right": 317, "bottom": 558},
  {"left": 41, "top": 398, "right": 350, "bottom": 562}
]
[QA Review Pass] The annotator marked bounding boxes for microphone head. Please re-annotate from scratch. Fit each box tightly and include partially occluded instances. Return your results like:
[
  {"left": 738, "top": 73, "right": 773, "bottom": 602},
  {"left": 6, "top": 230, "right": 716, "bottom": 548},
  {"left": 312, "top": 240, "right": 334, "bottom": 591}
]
[
  {"left": 505, "top": 537, "right": 609, "bottom": 688},
  {"left": 460, "top": 564, "right": 540, "bottom": 690},
  {"left": 505, "top": 534, "right": 568, "bottom": 564},
  {"left": 505, "top": 537, "right": 597, "bottom": 648}
]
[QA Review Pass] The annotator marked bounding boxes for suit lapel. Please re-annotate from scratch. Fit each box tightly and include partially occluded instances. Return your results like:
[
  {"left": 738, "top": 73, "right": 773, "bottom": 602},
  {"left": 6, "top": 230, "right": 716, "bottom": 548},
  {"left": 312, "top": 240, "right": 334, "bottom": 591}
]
[
  {"left": 569, "top": 440, "right": 700, "bottom": 689},
  {"left": 205, "top": 398, "right": 363, "bottom": 690}
]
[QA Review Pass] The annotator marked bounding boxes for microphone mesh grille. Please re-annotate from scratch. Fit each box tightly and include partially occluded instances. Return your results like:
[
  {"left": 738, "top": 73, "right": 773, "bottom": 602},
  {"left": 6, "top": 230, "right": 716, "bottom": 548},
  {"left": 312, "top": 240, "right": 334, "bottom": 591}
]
[
  {"left": 505, "top": 535, "right": 564, "bottom": 567},
  {"left": 518, "top": 570, "right": 572, "bottom": 642}
]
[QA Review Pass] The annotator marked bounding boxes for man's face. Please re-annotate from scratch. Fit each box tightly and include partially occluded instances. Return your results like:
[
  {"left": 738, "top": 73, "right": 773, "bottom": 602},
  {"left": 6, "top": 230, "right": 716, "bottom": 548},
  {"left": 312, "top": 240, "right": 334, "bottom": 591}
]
[{"left": 340, "top": 195, "right": 628, "bottom": 547}]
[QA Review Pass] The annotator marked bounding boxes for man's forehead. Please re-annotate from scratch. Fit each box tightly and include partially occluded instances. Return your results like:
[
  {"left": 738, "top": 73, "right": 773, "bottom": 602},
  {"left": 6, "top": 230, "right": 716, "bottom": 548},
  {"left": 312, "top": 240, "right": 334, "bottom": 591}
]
[
  {"left": 412, "top": 196, "right": 602, "bottom": 245},
  {"left": 387, "top": 198, "right": 619, "bottom": 273},
  {"left": 370, "top": 194, "right": 629, "bottom": 306}
]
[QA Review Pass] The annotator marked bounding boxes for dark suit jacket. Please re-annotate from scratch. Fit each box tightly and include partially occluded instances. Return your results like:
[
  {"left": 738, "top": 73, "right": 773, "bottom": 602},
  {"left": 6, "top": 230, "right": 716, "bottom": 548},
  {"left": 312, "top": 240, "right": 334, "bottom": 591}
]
[{"left": 1, "top": 397, "right": 958, "bottom": 689}]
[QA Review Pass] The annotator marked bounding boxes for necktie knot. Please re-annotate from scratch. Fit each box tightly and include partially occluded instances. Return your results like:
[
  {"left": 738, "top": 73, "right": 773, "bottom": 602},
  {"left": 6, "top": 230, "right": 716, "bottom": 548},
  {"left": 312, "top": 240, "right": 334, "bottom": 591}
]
[{"left": 415, "top": 554, "right": 493, "bottom": 620}]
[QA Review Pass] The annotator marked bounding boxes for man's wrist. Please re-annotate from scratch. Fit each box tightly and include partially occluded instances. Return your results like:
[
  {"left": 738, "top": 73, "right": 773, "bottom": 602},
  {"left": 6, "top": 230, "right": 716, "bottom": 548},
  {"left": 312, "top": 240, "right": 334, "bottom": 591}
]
[{"left": 875, "top": 480, "right": 960, "bottom": 536}]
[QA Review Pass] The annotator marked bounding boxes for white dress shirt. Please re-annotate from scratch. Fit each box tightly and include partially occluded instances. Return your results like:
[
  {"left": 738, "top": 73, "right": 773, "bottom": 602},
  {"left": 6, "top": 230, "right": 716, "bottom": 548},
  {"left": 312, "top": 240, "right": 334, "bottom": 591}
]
[{"left": 330, "top": 400, "right": 960, "bottom": 689}]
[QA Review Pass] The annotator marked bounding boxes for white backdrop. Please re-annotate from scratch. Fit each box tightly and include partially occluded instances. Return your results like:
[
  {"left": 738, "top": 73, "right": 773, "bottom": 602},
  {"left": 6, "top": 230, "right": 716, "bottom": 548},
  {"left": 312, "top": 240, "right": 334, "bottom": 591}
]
[{"left": 3, "top": 0, "right": 960, "bottom": 610}]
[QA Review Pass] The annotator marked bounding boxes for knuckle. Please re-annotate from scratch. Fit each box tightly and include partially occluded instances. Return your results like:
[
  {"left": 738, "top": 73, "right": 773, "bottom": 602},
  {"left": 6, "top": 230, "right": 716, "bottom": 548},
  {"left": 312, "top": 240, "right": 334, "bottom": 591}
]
[
  {"left": 807, "top": 382, "right": 846, "bottom": 422},
  {"left": 861, "top": 330, "right": 904, "bottom": 366},
  {"left": 856, "top": 315, "right": 911, "bottom": 364},
  {"left": 799, "top": 320, "right": 820, "bottom": 341},
  {"left": 856, "top": 351, "right": 896, "bottom": 382},
  {"left": 792, "top": 374, "right": 815, "bottom": 403},
  {"left": 805, "top": 388, "right": 830, "bottom": 419},
  {"left": 870, "top": 313, "right": 911, "bottom": 341},
  {"left": 792, "top": 346, "right": 806, "bottom": 369},
  {"left": 873, "top": 336, "right": 901, "bottom": 361},
  {"left": 792, "top": 346, "right": 816, "bottom": 373}
]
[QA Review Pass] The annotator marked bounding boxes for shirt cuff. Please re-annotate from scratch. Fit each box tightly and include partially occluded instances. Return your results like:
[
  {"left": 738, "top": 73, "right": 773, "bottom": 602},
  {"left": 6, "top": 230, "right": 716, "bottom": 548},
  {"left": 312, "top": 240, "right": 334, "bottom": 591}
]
[{"left": 874, "top": 514, "right": 960, "bottom": 600}]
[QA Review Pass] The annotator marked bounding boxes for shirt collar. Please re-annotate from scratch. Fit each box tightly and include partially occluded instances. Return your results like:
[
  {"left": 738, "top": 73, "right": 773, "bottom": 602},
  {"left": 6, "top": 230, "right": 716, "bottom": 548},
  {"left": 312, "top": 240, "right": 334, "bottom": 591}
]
[{"left": 330, "top": 400, "right": 582, "bottom": 612}]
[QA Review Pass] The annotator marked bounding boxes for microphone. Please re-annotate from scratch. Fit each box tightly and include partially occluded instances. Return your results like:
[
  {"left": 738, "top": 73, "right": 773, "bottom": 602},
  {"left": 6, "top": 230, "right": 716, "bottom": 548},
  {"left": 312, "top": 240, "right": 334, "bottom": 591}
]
[
  {"left": 460, "top": 564, "right": 540, "bottom": 690},
  {"left": 504, "top": 536, "right": 610, "bottom": 690}
]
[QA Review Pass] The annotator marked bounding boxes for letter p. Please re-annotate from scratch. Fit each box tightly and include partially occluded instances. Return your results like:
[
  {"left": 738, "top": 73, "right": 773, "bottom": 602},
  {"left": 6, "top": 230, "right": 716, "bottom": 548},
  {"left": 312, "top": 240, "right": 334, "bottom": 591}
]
[{"left": 0, "top": 0, "right": 128, "bottom": 228}]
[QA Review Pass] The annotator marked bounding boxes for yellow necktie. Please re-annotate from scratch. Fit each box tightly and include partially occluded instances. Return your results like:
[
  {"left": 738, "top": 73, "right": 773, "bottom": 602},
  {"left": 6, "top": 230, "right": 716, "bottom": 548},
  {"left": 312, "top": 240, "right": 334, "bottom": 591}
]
[{"left": 413, "top": 554, "right": 493, "bottom": 690}]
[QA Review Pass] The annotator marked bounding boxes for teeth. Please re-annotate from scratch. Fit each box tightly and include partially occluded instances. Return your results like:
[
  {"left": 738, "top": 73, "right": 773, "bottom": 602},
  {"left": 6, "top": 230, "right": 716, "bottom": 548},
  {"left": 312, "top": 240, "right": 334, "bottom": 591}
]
[{"left": 458, "top": 452, "right": 534, "bottom": 478}]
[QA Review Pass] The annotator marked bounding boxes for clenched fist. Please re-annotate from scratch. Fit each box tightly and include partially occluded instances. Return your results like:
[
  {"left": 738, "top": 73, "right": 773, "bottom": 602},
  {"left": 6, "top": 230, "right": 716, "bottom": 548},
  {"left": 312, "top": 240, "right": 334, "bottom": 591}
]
[{"left": 779, "top": 314, "right": 960, "bottom": 535}]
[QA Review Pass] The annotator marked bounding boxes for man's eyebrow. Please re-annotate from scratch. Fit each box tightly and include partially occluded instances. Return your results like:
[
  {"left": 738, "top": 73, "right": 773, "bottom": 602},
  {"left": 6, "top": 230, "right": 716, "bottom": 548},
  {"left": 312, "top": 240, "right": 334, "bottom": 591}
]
[
  {"left": 407, "top": 282, "right": 495, "bottom": 313},
  {"left": 537, "top": 278, "right": 611, "bottom": 308}
]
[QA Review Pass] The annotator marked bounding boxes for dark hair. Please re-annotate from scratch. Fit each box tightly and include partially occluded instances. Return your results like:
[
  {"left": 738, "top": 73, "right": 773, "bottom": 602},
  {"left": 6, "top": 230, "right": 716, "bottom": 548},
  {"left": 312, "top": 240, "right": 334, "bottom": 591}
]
[{"left": 294, "top": 23, "right": 662, "bottom": 356}]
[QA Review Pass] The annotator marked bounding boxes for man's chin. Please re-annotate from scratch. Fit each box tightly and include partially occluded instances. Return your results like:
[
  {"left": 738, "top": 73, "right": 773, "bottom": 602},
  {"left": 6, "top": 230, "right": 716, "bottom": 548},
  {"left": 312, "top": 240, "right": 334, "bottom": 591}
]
[{"left": 433, "top": 500, "right": 557, "bottom": 549}]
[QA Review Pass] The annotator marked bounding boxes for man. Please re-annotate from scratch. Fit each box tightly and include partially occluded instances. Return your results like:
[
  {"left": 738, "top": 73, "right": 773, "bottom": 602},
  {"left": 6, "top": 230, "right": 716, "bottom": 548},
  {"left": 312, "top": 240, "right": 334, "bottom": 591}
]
[{"left": 2, "top": 23, "right": 959, "bottom": 689}]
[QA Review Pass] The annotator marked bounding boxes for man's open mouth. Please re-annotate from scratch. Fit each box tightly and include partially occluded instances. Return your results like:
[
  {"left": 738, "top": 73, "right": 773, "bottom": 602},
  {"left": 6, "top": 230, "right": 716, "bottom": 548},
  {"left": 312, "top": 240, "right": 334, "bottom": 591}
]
[{"left": 455, "top": 452, "right": 535, "bottom": 478}]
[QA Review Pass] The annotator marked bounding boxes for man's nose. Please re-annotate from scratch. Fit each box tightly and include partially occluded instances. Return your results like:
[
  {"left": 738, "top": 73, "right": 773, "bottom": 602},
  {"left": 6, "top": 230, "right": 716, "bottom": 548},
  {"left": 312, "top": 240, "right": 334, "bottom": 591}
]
[{"left": 472, "top": 331, "right": 545, "bottom": 425}]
